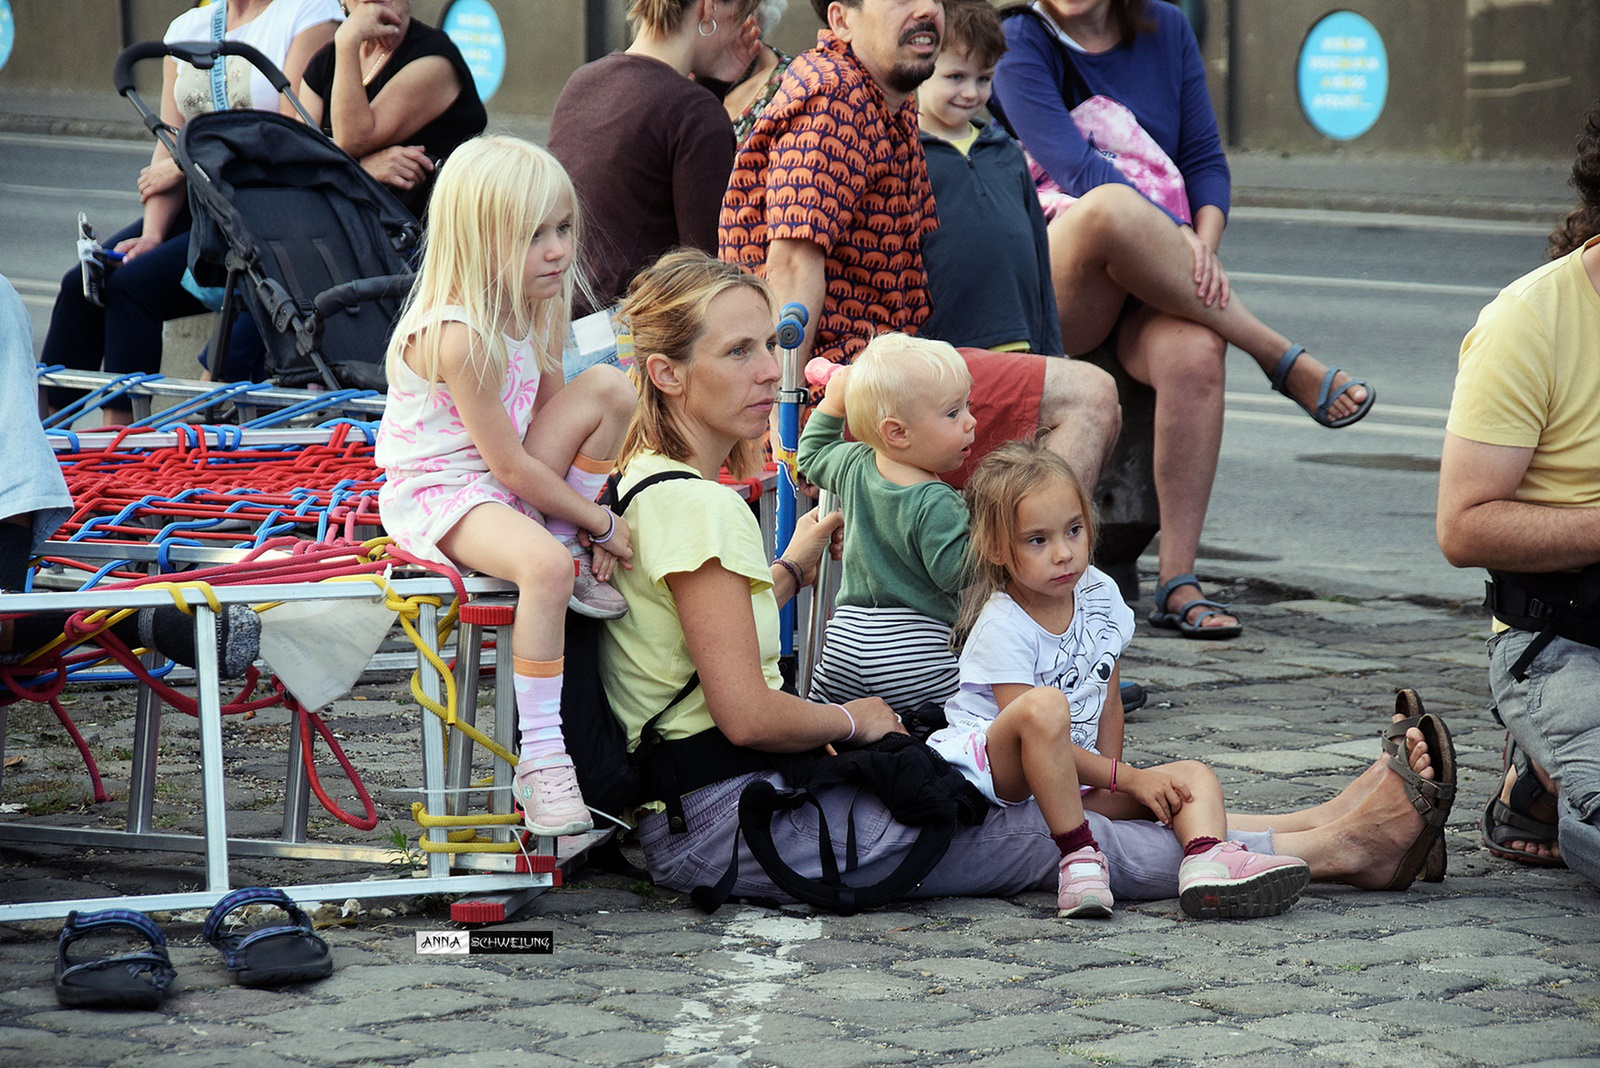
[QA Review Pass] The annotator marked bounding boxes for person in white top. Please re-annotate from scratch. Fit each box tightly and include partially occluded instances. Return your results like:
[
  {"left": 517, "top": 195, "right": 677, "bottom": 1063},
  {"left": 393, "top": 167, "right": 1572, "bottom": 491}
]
[
  {"left": 39, "top": 0, "right": 341, "bottom": 423},
  {"left": 934, "top": 439, "right": 1308, "bottom": 920}
]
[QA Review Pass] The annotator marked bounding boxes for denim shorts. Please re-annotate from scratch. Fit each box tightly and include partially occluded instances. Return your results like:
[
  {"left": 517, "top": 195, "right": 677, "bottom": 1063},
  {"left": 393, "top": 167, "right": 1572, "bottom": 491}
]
[{"left": 1489, "top": 629, "right": 1600, "bottom": 825}]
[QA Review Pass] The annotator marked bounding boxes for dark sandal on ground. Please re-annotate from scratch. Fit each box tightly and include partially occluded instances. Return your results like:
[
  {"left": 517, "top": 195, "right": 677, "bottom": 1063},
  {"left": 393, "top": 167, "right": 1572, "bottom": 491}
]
[
  {"left": 1379, "top": 696, "right": 1456, "bottom": 891},
  {"left": 1149, "top": 573, "right": 1242, "bottom": 640},
  {"left": 202, "top": 887, "right": 332, "bottom": 987},
  {"left": 1480, "top": 732, "right": 1565, "bottom": 868},
  {"left": 1119, "top": 680, "right": 1148, "bottom": 714},
  {"left": 55, "top": 908, "right": 177, "bottom": 1009},
  {"left": 1382, "top": 689, "right": 1452, "bottom": 882},
  {"left": 1269, "top": 344, "right": 1376, "bottom": 429}
]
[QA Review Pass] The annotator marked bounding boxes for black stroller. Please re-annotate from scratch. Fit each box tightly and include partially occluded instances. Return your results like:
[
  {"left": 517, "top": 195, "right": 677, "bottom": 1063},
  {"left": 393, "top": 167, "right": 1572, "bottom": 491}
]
[{"left": 113, "top": 40, "right": 421, "bottom": 392}]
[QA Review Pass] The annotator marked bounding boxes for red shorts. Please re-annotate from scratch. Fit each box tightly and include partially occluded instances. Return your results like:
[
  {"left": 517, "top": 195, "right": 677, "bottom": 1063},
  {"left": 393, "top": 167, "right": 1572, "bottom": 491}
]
[{"left": 944, "top": 348, "right": 1048, "bottom": 490}]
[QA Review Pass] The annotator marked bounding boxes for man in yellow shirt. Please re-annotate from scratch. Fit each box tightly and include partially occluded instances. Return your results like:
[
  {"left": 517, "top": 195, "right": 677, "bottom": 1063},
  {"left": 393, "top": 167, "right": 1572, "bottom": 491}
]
[{"left": 1437, "top": 227, "right": 1600, "bottom": 886}]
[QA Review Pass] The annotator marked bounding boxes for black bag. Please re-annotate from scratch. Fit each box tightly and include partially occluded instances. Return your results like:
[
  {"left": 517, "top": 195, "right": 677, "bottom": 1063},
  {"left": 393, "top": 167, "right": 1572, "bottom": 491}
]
[
  {"left": 556, "top": 470, "right": 700, "bottom": 819},
  {"left": 690, "top": 733, "right": 990, "bottom": 915}
]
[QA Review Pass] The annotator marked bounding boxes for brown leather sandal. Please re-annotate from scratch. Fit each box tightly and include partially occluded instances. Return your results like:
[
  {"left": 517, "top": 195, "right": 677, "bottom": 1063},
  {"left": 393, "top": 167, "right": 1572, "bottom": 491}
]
[
  {"left": 1379, "top": 690, "right": 1456, "bottom": 891},
  {"left": 1380, "top": 689, "right": 1453, "bottom": 882}
]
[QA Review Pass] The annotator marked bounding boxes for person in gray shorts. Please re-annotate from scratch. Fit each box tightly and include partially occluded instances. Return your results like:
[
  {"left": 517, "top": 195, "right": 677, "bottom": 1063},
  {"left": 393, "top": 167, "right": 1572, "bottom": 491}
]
[
  {"left": 599, "top": 249, "right": 1443, "bottom": 905},
  {"left": 1438, "top": 106, "right": 1600, "bottom": 884}
]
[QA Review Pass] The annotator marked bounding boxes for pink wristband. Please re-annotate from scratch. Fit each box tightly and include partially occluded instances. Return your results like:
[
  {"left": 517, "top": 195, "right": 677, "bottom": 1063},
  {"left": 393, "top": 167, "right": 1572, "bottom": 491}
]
[{"left": 1110, "top": 759, "right": 1119, "bottom": 794}]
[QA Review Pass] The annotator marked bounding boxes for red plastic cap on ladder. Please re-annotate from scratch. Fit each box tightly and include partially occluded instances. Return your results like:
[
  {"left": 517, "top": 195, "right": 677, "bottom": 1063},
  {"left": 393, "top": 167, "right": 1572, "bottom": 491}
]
[{"left": 459, "top": 602, "right": 516, "bottom": 627}]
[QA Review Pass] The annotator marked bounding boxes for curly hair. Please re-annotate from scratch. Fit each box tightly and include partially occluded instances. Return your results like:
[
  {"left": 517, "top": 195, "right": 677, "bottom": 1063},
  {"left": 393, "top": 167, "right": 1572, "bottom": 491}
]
[{"left": 1548, "top": 103, "right": 1600, "bottom": 260}]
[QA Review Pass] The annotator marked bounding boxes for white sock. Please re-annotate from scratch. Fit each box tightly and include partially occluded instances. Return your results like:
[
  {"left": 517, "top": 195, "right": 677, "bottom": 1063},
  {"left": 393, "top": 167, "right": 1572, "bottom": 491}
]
[{"left": 513, "top": 659, "right": 568, "bottom": 764}]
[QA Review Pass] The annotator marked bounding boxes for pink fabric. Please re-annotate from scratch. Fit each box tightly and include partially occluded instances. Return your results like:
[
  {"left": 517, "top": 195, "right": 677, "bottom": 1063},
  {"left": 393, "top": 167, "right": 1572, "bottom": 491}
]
[
  {"left": 375, "top": 306, "right": 548, "bottom": 567},
  {"left": 1028, "top": 95, "right": 1191, "bottom": 224}
]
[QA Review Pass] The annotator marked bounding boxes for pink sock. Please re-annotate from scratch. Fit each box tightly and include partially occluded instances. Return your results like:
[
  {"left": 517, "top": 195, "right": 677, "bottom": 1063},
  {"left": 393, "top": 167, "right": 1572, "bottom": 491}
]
[
  {"left": 544, "top": 454, "right": 612, "bottom": 542},
  {"left": 513, "top": 657, "right": 568, "bottom": 764},
  {"left": 1183, "top": 836, "right": 1223, "bottom": 858}
]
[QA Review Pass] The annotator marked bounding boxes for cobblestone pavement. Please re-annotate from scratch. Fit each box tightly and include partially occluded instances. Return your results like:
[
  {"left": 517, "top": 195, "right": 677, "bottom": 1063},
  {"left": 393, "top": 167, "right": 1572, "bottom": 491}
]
[{"left": 2, "top": 584, "right": 1597, "bottom": 1068}]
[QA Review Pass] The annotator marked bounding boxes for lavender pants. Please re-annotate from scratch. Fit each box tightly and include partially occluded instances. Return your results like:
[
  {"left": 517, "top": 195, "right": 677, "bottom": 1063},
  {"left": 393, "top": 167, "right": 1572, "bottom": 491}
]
[{"left": 638, "top": 770, "right": 1275, "bottom": 903}]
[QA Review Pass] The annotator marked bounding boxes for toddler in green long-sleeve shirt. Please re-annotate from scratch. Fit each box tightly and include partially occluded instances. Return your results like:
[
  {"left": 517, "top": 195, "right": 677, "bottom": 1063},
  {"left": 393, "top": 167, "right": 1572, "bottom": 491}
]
[{"left": 797, "top": 333, "right": 979, "bottom": 718}]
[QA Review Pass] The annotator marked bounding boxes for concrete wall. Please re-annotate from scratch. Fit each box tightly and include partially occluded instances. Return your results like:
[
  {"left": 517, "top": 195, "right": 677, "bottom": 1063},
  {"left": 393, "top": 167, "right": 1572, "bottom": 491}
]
[
  {"left": 1224, "top": 0, "right": 1467, "bottom": 155},
  {"left": 0, "top": 0, "right": 587, "bottom": 120},
  {"left": 0, "top": 1, "right": 188, "bottom": 98},
  {"left": 0, "top": 0, "right": 1591, "bottom": 158},
  {"left": 1467, "top": 0, "right": 1600, "bottom": 159}
]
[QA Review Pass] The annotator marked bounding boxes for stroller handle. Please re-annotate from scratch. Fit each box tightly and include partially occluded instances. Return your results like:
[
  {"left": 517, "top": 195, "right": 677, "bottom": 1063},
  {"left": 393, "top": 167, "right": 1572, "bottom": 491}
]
[
  {"left": 114, "top": 40, "right": 318, "bottom": 128},
  {"left": 313, "top": 274, "right": 415, "bottom": 319}
]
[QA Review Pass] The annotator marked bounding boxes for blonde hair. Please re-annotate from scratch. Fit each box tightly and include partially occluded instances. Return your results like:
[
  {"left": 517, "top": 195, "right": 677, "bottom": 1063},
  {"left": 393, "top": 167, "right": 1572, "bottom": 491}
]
[
  {"left": 617, "top": 248, "right": 774, "bottom": 480},
  {"left": 845, "top": 332, "right": 971, "bottom": 452},
  {"left": 954, "top": 438, "right": 1097, "bottom": 647},
  {"left": 386, "top": 136, "right": 580, "bottom": 389}
]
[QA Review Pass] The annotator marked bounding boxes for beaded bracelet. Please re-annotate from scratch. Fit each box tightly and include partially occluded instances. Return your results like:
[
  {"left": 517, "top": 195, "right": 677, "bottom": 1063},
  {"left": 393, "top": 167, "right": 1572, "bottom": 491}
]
[
  {"left": 593, "top": 509, "right": 617, "bottom": 544},
  {"left": 774, "top": 557, "right": 803, "bottom": 589}
]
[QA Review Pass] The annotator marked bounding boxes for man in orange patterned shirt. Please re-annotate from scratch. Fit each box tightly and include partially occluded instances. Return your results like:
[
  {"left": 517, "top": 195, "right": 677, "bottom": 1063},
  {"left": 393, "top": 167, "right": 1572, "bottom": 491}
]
[{"left": 719, "top": 0, "right": 1117, "bottom": 488}]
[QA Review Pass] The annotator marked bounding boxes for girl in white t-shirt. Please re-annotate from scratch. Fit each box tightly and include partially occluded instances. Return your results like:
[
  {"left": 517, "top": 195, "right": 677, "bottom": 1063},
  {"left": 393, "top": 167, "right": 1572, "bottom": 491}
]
[{"left": 933, "top": 440, "right": 1308, "bottom": 920}]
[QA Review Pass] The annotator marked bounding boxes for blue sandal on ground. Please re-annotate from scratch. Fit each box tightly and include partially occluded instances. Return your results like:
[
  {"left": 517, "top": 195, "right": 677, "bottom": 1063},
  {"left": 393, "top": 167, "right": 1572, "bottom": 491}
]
[
  {"left": 1270, "top": 344, "right": 1376, "bottom": 429},
  {"left": 1149, "top": 573, "right": 1242, "bottom": 640},
  {"left": 55, "top": 908, "right": 176, "bottom": 1009},
  {"left": 202, "top": 887, "right": 332, "bottom": 987}
]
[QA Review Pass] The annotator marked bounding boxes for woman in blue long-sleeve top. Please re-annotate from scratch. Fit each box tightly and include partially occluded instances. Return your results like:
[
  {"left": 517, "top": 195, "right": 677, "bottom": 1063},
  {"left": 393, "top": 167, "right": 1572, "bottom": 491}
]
[{"left": 989, "top": 0, "right": 1377, "bottom": 642}]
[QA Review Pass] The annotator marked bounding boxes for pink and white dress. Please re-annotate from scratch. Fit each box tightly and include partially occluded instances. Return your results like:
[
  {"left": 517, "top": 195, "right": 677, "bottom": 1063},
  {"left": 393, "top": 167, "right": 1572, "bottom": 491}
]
[{"left": 375, "top": 306, "right": 547, "bottom": 567}]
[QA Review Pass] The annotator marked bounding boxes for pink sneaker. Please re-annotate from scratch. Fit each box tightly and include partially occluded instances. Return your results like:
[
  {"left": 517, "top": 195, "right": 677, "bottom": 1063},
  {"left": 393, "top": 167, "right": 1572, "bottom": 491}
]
[
  {"left": 514, "top": 757, "right": 593, "bottom": 837},
  {"left": 1057, "top": 846, "right": 1114, "bottom": 918},
  {"left": 1178, "top": 841, "right": 1308, "bottom": 919}
]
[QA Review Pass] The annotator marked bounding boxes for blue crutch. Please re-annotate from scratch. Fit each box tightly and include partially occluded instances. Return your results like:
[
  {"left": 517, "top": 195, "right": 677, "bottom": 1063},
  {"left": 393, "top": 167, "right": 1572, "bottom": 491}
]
[{"left": 774, "top": 302, "right": 809, "bottom": 657}]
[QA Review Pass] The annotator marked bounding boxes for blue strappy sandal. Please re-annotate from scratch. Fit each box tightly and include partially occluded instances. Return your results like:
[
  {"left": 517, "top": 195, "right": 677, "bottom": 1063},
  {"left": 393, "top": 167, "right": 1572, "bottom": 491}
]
[
  {"left": 1150, "top": 572, "right": 1242, "bottom": 640},
  {"left": 202, "top": 887, "right": 332, "bottom": 988},
  {"left": 1269, "top": 344, "right": 1376, "bottom": 429},
  {"left": 55, "top": 908, "right": 177, "bottom": 1008}
]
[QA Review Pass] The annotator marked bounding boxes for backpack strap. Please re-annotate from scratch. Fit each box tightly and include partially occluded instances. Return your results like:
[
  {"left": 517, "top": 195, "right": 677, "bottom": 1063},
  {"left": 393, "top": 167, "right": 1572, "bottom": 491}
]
[
  {"left": 688, "top": 779, "right": 958, "bottom": 915},
  {"left": 609, "top": 466, "right": 774, "bottom": 825},
  {"left": 607, "top": 468, "right": 701, "bottom": 514}
]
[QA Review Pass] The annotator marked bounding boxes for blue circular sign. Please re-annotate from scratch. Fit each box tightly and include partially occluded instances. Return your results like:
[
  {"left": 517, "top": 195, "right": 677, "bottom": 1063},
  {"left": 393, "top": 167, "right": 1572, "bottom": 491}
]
[
  {"left": 1297, "top": 11, "right": 1388, "bottom": 141},
  {"left": 0, "top": 0, "right": 15, "bottom": 73},
  {"left": 442, "top": 0, "right": 506, "bottom": 104}
]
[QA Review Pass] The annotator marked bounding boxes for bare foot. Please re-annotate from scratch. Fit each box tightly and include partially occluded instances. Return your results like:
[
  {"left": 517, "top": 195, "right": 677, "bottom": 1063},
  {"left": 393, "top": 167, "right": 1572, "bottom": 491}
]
[
  {"left": 1279, "top": 350, "right": 1369, "bottom": 422},
  {"left": 1228, "top": 710, "right": 1430, "bottom": 835},
  {"left": 1489, "top": 765, "right": 1563, "bottom": 864},
  {"left": 1281, "top": 723, "right": 1436, "bottom": 889}
]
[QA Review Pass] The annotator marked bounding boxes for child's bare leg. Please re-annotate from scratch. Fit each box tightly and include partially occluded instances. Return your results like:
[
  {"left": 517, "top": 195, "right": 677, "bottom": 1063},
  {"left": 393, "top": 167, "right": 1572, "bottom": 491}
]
[
  {"left": 523, "top": 364, "right": 636, "bottom": 473},
  {"left": 1085, "top": 759, "right": 1228, "bottom": 847},
  {"left": 522, "top": 364, "right": 637, "bottom": 615},
  {"left": 439, "top": 502, "right": 589, "bottom": 835},
  {"left": 1159, "top": 760, "right": 1228, "bottom": 848},
  {"left": 985, "top": 688, "right": 1085, "bottom": 832},
  {"left": 1048, "top": 184, "right": 1367, "bottom": 422},
  {"left": 438, "top": 503, "right": 572, "bottom": 661},
  {"left": 986, "top": 687, "right": 1112, "bottom": 918}
]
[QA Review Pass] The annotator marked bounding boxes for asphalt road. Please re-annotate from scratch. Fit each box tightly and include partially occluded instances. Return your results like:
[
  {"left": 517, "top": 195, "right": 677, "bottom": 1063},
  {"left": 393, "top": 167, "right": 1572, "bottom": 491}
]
[
  {"left": 1202, "top": 207, "right": 1548, "bottom": 607},
  {"left": 1, "top": 131, "right": 1550, "bottom": 606}
]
